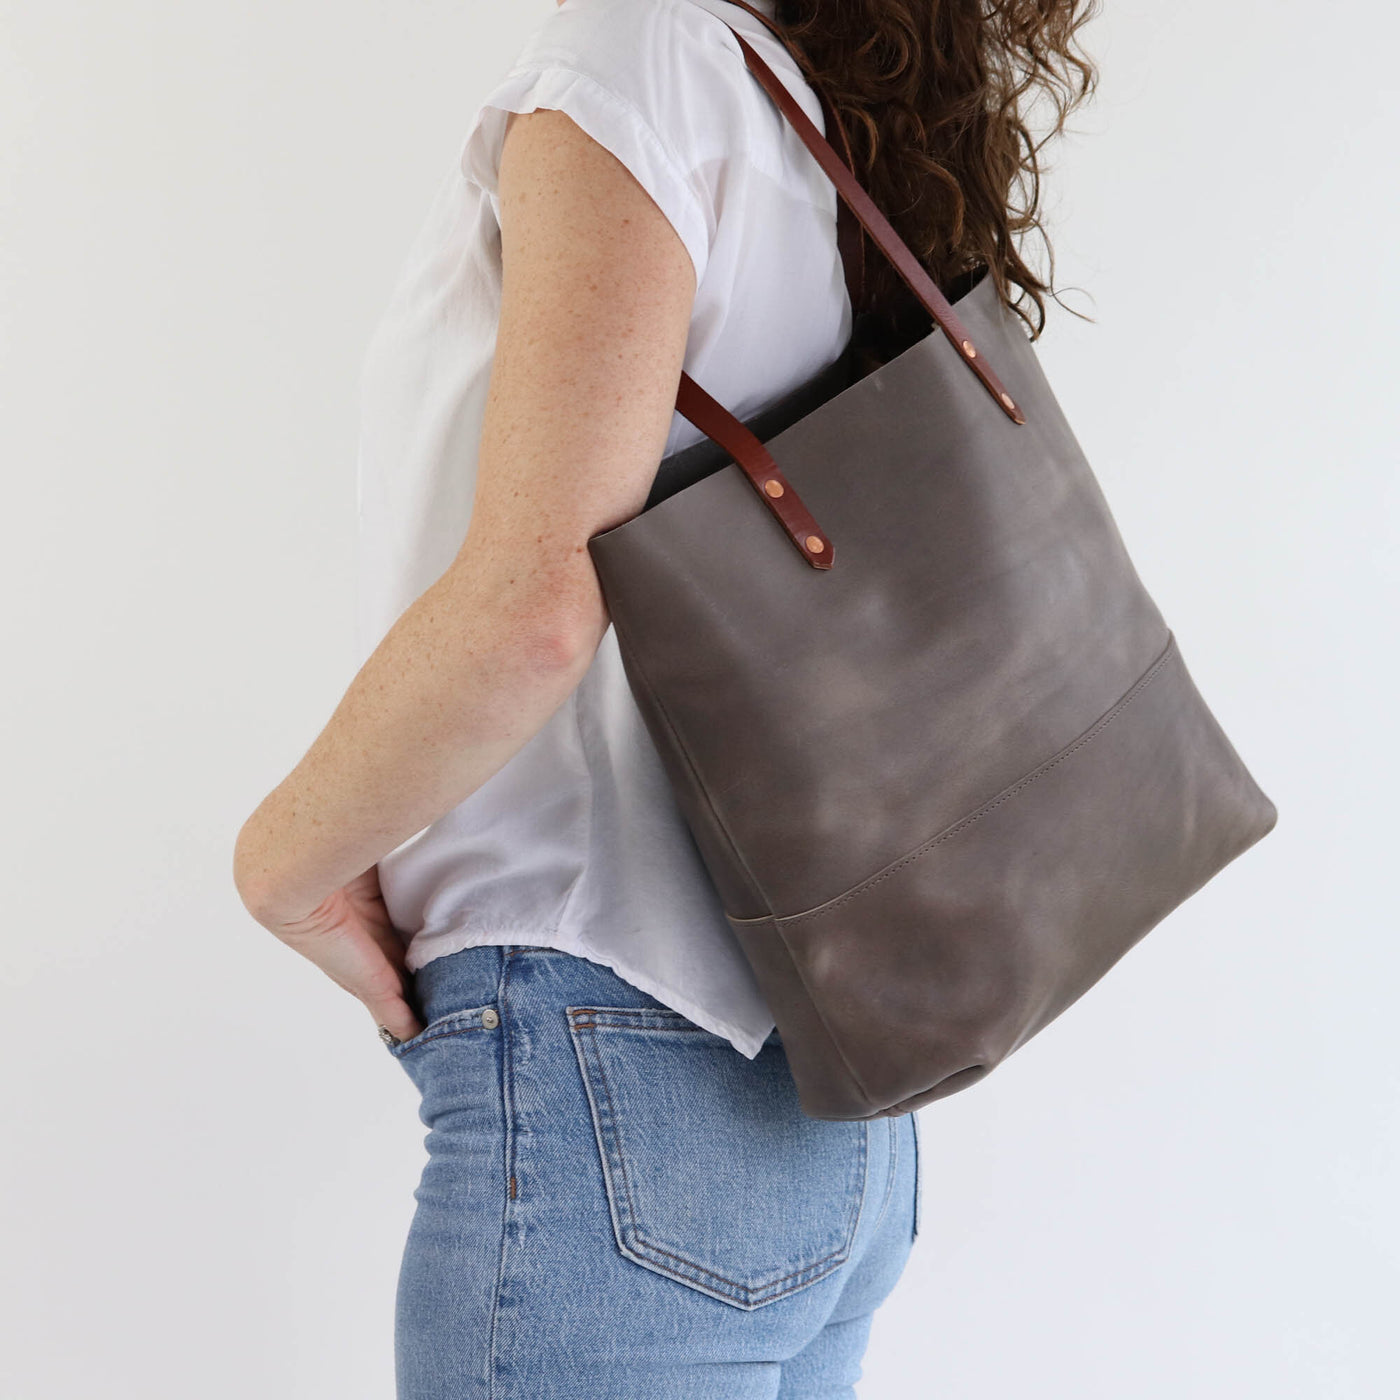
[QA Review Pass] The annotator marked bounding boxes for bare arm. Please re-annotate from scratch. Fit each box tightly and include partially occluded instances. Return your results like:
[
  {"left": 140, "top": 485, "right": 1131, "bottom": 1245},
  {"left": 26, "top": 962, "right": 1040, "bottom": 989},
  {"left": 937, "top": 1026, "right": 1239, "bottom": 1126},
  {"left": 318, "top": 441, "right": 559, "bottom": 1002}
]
[{"left": 232, "top": 106, "right": 699, "bottom": 1037}]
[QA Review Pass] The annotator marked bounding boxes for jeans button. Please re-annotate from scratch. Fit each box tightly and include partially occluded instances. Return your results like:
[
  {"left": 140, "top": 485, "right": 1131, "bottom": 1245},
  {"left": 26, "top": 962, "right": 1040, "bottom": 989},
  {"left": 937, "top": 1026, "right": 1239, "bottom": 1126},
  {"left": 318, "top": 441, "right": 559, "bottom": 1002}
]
[{"left": 481, "top": 1008, "right": 500, "bottom": 1029}]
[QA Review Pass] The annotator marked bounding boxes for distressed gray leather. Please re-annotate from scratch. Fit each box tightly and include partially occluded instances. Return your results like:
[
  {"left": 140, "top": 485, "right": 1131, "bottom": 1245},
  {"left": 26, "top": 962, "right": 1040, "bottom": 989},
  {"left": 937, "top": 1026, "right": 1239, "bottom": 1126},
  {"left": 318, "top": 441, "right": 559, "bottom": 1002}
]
[{"left": 585, "top": 12, "right": 1278, "bottom": 1121}]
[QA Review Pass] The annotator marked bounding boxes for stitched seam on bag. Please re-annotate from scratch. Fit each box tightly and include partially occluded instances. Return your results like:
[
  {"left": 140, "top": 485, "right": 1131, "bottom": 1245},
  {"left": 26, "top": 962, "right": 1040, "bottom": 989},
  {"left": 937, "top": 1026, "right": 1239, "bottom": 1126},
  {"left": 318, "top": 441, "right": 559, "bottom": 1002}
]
[
  {"left": 777, "top": 631, "right": 1180, "bottom": 929},
  {"left": 608, "top": 620, "right": 773, "bottom": 917},
  {"left": 567, "top": 1013, "right": 863, "bottom": 1304}
]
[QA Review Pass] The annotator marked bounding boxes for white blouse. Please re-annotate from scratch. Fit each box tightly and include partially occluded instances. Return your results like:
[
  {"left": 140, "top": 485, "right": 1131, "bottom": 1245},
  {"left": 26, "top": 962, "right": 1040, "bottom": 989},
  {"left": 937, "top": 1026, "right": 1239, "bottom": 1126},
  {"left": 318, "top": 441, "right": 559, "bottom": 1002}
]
[{"left": 354, "top": 0, "right": 851, "bottom": 1057}]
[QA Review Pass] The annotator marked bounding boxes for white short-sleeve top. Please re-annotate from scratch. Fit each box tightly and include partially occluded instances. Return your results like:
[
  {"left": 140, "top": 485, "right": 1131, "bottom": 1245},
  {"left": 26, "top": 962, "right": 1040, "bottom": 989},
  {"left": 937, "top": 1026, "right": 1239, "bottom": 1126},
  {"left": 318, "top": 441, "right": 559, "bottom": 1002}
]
[{"left": 354, "top": 0, "right": 851, "bottom": 1057}]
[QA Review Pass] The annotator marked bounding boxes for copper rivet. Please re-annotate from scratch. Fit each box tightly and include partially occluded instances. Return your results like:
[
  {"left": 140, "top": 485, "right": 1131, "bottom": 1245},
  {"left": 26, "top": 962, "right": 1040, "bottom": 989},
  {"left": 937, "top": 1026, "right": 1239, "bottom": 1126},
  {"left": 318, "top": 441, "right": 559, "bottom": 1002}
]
[
  {"left": 962, "top": 339, "right": 976, "bottom": 357},
  {"left": 764, "top": 479, "right": 784, "bottom": 498},
  {"left": 999, "top": 391, "right": 1015, "bottom": 410},
  {"left": 805, "top": 534, "right": 824, "bottom": 552}
]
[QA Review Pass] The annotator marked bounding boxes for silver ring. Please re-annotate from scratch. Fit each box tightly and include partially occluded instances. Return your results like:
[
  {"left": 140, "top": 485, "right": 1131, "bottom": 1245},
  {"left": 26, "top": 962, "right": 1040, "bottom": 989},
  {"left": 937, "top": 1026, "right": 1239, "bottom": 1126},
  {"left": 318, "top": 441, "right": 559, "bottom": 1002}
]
[{"left": 377, "top": 1024, "right": 401, "bottom": 1047}]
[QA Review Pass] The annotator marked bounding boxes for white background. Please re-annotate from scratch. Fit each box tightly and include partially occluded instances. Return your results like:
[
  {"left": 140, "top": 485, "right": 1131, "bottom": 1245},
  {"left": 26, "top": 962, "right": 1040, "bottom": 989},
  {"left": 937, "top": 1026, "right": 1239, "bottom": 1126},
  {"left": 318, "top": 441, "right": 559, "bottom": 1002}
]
[{"left": 2, "top": 1, "right": 1395, "bottom": 1395}]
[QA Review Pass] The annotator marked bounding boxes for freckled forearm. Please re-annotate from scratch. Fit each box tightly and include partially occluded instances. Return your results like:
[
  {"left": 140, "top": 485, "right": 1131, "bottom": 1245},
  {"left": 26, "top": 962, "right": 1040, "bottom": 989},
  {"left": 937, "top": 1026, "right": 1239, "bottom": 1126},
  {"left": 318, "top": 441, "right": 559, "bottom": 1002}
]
[{"left": 233, "top": 563, "right": 605, "bottom": 924}]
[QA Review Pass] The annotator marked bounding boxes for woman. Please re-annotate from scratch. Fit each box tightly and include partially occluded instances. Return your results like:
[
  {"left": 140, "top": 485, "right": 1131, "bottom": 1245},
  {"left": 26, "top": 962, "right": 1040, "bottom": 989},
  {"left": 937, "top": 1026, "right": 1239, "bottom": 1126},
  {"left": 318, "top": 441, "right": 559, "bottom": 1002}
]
[{"left": 233, "top": 0, "right": 1098, "bottom": 1392}]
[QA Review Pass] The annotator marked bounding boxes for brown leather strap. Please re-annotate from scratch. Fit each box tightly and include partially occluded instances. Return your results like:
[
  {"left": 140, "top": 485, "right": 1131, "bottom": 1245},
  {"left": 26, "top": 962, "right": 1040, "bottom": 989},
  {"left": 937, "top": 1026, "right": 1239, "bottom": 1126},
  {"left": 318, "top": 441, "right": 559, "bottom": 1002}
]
[
  {"left": 714, "top": 0, "right": 868, "bottom": 314},
  {"left": 670, "top": 4, "right": 1028, "bottom": 568},
  {"left": 725, "top": 27, "right": 1026, "bottom": 426},
  {"left": 676, "top": 370, "right": 835, "bottom": 567}
]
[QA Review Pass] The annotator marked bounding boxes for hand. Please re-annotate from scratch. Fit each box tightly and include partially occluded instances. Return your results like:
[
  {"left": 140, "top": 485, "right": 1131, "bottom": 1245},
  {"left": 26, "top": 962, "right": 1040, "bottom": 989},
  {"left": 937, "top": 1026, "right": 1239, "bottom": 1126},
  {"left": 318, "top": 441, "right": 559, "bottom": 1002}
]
[{"left": 256, "top": 865, "right": 425, "bottom": 1044}]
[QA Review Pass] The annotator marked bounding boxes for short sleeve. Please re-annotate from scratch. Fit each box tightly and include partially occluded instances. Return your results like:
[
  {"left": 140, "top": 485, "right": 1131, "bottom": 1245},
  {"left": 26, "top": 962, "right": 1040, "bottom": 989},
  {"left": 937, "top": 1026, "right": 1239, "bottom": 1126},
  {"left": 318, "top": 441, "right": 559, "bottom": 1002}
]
[{"left": 459, "top": 62, "right": 712, "bottom": 288}]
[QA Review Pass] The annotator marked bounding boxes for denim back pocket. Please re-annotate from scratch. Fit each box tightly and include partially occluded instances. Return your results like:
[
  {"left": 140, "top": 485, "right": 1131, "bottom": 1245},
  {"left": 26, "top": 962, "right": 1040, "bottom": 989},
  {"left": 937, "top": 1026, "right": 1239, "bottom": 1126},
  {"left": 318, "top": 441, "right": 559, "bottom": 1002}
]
[{"left": 566, "top": 1005, "right": 869, "bottom": 1310}]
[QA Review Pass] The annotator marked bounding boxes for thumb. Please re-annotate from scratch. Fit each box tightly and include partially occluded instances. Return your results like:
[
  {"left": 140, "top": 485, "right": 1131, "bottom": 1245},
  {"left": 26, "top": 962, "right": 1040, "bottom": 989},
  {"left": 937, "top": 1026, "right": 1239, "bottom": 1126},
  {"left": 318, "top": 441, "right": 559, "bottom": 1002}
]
[{"left": 365, "top": 989, "right": 424, "bottom": 1045}]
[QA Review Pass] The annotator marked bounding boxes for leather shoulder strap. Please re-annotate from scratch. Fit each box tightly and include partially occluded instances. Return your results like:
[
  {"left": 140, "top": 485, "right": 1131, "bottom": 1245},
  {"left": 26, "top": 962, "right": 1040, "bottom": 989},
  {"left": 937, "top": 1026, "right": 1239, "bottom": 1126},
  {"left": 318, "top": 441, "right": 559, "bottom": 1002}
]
[
  {"left": 701, "top": 13, "right": 1025, "bottom": 425},
  {"left": 671, "top": 2, "right": 1028, "bottom": 569},
  {"left": 711, "top": 0, "right": 869, "bottom": 315}
]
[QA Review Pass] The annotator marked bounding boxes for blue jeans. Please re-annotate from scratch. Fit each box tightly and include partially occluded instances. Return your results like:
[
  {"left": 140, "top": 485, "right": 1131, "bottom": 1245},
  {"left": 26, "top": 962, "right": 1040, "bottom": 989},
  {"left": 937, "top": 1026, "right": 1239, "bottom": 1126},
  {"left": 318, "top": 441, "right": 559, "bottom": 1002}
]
[{"left": 383, "top": 944, "right": 921, "bottom": 1398}]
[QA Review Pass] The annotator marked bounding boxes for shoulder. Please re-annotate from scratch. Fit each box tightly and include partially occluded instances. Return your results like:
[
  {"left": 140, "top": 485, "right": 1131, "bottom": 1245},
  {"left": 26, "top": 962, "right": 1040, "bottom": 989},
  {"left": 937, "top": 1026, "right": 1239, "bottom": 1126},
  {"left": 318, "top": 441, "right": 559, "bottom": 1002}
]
[
  {"left": 495, "top": 0, "right": 786, "bottom": 162},
  {"left": 496, "top": 0, "right": 804, "bottom": 150},
  {"left": 511, "top": 0, "right": 749, "bottom": 83},
  {"left": 459, "top": 1, "right": 816, "bottom": 286},
  {"left": 461, "top": 1, "right": 786, "bottom": 284}
]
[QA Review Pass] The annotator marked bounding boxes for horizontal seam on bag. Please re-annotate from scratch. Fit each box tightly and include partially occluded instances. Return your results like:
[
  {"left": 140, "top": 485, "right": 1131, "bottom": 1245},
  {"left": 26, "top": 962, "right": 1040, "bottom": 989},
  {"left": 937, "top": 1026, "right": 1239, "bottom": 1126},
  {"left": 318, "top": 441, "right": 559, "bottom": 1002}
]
[{"left": 766, "top": 630, "right": 1180, "bottom": 929}]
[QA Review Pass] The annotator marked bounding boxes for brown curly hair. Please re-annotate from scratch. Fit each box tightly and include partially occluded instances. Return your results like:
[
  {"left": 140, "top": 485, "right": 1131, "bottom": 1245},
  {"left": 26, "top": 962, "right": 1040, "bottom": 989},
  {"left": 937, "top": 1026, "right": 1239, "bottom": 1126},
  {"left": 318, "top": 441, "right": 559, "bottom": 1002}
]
[{"left": 768, "top": 0, "right": 1102, "bottom": 344}]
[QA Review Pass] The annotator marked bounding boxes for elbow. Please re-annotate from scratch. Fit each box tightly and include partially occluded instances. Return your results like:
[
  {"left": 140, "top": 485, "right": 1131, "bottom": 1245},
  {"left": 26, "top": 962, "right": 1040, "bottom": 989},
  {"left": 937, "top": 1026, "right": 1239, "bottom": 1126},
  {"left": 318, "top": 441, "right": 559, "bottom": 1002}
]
[
  {"left": 231, "top": 813, "right": 278, "bottom": 928},
  {"left": 521, "top": 619, "right": 600, "bottom": 676},
  {"left": 438, "top": 554, "right": 607, "bottom": 678},
  {"left": 514, "top": 590, "right": 607, "bottom": 677}
]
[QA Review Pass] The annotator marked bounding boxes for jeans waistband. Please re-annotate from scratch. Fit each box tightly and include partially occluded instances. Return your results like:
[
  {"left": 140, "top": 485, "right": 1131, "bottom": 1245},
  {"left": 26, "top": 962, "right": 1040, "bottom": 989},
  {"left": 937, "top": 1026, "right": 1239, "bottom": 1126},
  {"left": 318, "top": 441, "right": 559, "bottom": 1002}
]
[{"left": 411, "top": 943, "right": 671, "bottom": 1028}]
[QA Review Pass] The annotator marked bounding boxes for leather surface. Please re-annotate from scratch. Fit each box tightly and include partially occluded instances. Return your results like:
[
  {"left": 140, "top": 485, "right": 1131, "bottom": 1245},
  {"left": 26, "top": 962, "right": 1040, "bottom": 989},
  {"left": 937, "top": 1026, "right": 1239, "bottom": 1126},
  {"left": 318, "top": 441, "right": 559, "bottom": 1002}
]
[{"left": 585, "top": 12, "right": 1279, "bottom": 1120}]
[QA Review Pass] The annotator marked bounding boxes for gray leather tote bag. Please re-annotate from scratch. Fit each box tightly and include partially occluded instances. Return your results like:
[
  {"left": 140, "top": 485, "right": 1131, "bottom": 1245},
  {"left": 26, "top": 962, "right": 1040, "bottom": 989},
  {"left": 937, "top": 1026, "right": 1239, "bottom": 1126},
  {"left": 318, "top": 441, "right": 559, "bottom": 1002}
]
[{"left": 586, "top": 3, "right": 1279, "bottom": 1120}]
